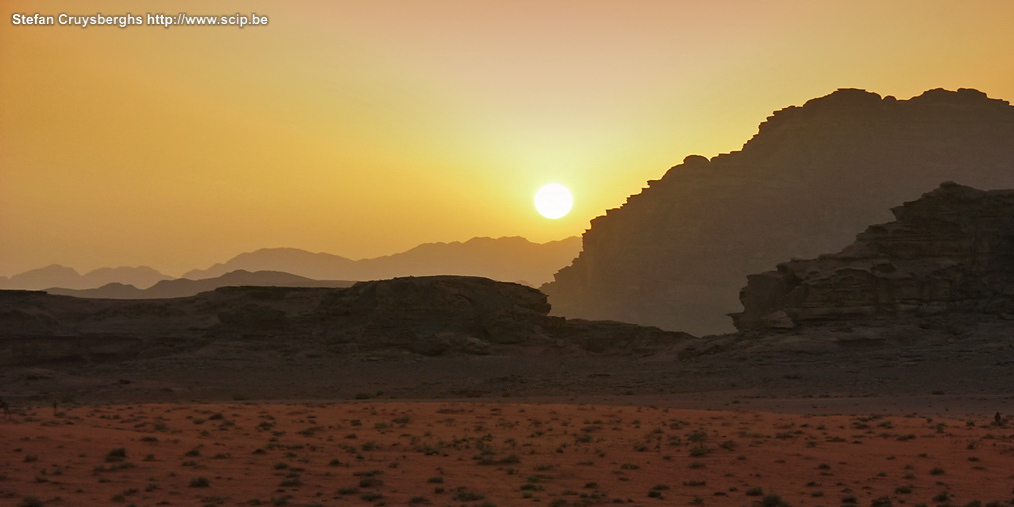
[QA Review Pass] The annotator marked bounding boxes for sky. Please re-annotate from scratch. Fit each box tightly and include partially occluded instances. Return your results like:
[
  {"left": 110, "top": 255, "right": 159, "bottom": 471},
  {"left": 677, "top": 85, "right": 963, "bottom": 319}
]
[{"left": 2, "top": 1, "right": 1013, "bottom": 277}]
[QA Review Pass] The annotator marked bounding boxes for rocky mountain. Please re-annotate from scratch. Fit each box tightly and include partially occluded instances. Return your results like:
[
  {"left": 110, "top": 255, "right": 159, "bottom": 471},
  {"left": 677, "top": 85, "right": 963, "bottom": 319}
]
[
  {"left": 732, "top": 182, "right": 1014, "bottom": 332},
  {"left": 0, "top": 276, "right": 691, "bottom": 366},
  {"left": 183, "top": 236, "right": 581, "bottom": 287},
  {"left": 0, "top": 265, "right": 169, "bottom": 291},
  {"left": 543, "top": 88, "right": 1014, "bottom": 335},
  {"left": 46, "top": 270, "right": 354, "bottom": 300}
]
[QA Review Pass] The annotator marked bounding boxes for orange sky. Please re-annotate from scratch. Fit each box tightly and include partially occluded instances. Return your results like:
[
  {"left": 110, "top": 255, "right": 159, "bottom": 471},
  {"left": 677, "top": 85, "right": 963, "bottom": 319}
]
[{"left": 2, "top": 1, "right": 1013, "bottom": 276}]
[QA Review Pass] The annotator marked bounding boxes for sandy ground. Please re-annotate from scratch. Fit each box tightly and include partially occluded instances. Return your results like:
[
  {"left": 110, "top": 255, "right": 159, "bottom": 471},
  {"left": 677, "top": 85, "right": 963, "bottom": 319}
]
[{"left": 1, "top": 401, "right": 1011, "bottom": 506}]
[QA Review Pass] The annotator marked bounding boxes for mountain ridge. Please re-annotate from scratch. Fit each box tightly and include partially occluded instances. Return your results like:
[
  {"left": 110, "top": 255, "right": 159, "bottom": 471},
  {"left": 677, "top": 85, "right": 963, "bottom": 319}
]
[
  {"left": 183, "top": 236, "right": 581, "bottom": 287},
  {"left": 46, "top": 270, "right": 355, "bottom": 300},
  {"left": 3, "top": 236, "right": 580, "bottom": 291},
  {"left": 0, "top": 265, "right": 170, "bottom": 291}
]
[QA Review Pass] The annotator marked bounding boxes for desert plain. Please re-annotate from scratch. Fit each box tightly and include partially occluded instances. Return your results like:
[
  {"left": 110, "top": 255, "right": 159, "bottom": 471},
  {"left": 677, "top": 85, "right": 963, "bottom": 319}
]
[{"left": 1, "top": 343, "right": 1012, "bottom": 507}]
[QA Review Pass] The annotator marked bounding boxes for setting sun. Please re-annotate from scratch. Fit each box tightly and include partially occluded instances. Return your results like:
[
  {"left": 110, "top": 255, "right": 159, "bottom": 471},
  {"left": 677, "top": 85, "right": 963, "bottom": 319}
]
[{"left": 534, "top": 183, "right": 573, "bottom": 219}]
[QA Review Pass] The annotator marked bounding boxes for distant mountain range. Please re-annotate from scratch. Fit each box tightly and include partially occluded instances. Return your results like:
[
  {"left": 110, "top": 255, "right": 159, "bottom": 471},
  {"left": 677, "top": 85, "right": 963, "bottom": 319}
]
[
  {"left": 0, "top": 265, "right": 170, "bottom": 291},
  {"left": 46, "top": 270, "right": 354, "bottom": 299},
  {"left": 183, "top": 237, "right": 581, "bottom": 287},
  {"left": 1, "top": 236, "right": 582, "bottom": 293}
]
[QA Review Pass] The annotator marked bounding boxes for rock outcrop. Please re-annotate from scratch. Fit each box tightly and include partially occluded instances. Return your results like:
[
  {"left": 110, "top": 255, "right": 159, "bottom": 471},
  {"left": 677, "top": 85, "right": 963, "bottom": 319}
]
[
  {"left": 543, "top": 88, "right": 1014, "bottom": 335},
  {"left": 0, "top": 276, "right": 691, "bottom": 366},
  {"left": 731, "top": 183, "right": 1014, "bottom": 332}
]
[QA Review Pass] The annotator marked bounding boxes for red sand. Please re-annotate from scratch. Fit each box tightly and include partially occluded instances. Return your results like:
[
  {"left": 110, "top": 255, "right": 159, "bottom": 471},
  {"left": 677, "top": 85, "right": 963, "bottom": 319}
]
[{"left": 1, "top": 401, "right": 1012, "bottom": 506}]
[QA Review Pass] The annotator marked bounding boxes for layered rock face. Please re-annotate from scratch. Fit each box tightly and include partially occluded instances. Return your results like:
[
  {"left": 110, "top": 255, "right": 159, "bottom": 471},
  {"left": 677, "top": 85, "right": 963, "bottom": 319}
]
[
  {"left": 731, "top": 183, "right": 1014, "bottom": 331},
  {"left": 0, "top": 276, "right": 690, "bottom": 366},
  {"left": 543, "top": 88, "right": 1014, "bottom": 335}
]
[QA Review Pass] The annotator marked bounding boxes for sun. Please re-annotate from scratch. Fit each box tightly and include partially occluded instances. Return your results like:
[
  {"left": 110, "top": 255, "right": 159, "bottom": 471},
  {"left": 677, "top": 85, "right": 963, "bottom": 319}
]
[{"left": 534, "top": 183, "right": 573, "bottom": 219}]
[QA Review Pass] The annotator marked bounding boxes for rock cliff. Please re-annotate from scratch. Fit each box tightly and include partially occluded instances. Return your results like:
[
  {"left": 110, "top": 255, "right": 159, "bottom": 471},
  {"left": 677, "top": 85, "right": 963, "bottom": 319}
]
[
  {"left": 543, "top": 88, "right": 1014, "bottom": 335},
  {"left": 0, "top": 276, "right": 690, "bottom": 366},
  {"left": 731, "top": 183, "right": 1014, "bottom": 331}
]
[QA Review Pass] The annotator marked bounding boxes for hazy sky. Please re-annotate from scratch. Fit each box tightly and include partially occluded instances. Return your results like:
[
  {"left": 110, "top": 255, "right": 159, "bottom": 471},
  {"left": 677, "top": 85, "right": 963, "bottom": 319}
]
[{"left": 3, "top": 1, "right": 1013, "bottom": 276}]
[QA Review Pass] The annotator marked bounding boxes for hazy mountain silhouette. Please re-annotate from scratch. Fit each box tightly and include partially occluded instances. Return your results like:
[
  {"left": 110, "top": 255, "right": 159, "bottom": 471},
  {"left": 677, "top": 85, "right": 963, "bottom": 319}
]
[
  {"left": 46, "top": 270, "right": 354, "bottom": 299},
  {"left": 0, "top": 265, "right": 169, "bottom": 291},
  {"left": 183, "top": 236, "right": 581, "bottom": 287},
  {"left": 543, "top": 88, "right": 1014, "bottom": 335}
]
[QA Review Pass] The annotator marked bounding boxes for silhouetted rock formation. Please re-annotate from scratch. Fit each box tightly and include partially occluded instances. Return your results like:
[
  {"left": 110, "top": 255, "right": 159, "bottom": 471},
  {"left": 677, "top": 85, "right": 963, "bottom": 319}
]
[
  {"left": 731, "top": 183, "right": 1014, "bottom": 332},
  {"left": 0, "top": 276, "right": 691, "bottom": 366},
  {"left": 543, "top": 88, "right": 1014, "bottom": 335},
  {"left": 183, "top": 236, "right": 581, "bottom": 287},
  {"left": 47, "top": 270, "right": 353, "bottom": 299}
]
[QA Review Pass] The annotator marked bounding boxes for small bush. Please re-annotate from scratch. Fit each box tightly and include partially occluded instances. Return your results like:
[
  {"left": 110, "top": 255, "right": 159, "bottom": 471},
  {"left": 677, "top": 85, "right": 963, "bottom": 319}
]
[
  {"left": 689, "top": 446, "right": 710, "bottom": 457},
  {"left": 278, "top": 478, "right": 302, "bottom": 487},
  {"left": 452, "top": 490, "right": 485, "bottom": 501},
  {"left": 189, "top": 477, "right": 210, "bottom": 488},
  {"left": 358, "top": 477, "right": 383, "bottom": 488},
  {"left": 760, "top": 494, "right": 791, "bottom": 507}
]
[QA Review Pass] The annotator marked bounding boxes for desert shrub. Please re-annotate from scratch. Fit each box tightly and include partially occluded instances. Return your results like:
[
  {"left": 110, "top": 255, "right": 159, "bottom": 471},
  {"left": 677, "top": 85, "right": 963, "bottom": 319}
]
[
  {"left": 689, "top": 445, "right": 710, "bottom": 457},
  {"left": 452, "top": 489, "right": 484, "bottom": 501},
  {"left": 760, "top": 494, "right": 791, "bottom": 507},
  {"left": 358, "top": 477, "right": 382, "bottom": 488},
  {"left": 105, "top": 448, "right": 127, "bottom": 462},
  {"left": 189, "top": 477, "right": 210, "bottom": 488},
  {"left": 686, "top": 429, "right": 708, "bottom": 442}
]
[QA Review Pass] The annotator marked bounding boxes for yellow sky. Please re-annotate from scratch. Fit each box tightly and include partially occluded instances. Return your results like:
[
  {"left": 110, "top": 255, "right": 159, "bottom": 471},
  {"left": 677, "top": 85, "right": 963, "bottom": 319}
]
[{"left": 2, "top": 1, "right": 1013, "bottom": 276}]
